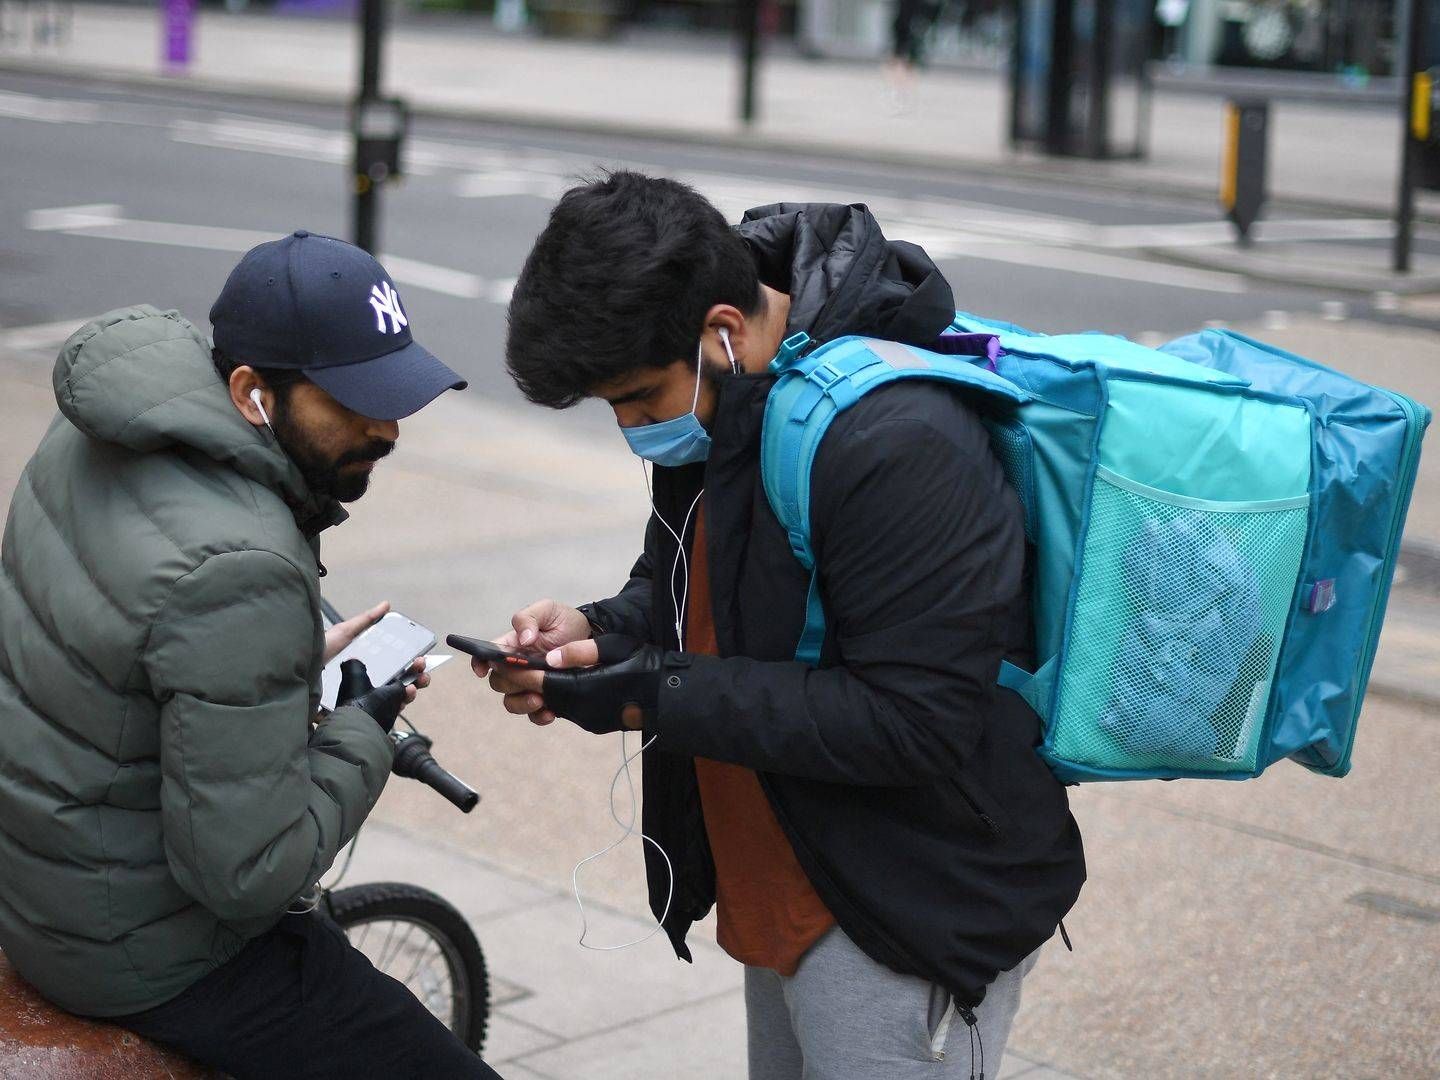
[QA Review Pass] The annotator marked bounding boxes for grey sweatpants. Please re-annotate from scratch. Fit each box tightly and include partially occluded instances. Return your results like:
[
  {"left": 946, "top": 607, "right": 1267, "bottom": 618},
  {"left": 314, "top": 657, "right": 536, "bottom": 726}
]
[{"left": 744, "top": 926, "right": 1039, "bottom": 1080}]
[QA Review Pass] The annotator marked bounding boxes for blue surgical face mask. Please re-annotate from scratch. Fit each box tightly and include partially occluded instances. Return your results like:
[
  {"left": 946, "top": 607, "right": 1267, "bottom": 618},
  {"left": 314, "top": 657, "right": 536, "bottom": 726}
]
[{"left": 622, "top": 340, "right": 715, "bottom": 467}]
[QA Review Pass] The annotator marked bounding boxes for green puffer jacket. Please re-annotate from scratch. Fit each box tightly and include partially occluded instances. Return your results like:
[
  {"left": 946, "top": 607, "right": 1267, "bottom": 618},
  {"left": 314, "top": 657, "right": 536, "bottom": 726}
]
[{"left": 0, "top": 306, "right": 393, "bottom": 1017}]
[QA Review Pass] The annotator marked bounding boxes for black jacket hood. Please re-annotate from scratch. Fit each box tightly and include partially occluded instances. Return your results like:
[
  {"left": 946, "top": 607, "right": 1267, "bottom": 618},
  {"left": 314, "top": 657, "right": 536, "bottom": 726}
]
[{"left": 735, "top": 203, "right": 956, "bottom": 349}]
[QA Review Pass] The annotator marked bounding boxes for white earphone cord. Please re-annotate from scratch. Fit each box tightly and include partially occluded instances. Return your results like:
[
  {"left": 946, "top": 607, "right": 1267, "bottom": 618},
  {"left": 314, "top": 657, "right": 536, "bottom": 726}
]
[{"left": 573, "top": 459, "right": 701, "bottom": 952}]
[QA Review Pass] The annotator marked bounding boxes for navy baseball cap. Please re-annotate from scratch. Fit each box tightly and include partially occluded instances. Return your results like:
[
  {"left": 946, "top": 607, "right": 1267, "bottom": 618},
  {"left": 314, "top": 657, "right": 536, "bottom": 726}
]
[{"left": 210, "top": 230, "right": 466, "bottom": 421}]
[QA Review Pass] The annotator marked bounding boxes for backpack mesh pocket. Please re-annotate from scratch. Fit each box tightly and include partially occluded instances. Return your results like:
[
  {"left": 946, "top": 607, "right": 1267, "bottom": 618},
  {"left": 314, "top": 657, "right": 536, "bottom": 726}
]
[
  {"left": 1050, "top": 468, "right": 1309, "bottom": 775},
  {"left": 983, "top": 419, "right": 1037, "bottom": 543}
]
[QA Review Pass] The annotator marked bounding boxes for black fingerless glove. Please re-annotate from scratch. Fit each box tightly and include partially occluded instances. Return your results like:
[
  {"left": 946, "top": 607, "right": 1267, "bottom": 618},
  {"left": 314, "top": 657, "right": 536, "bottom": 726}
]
[
  {"left": 336, "top": 659, "right": 405, "bottom": 734},
  {"left": 543, "top": 635, "right": 670, "bottom": 735}
]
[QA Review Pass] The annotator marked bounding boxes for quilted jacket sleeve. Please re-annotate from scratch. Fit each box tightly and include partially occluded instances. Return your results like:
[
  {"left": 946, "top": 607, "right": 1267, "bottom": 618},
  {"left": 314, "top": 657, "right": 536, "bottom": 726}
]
[{"left": 143, "top": 549, "right": 392, "bottom": 922}]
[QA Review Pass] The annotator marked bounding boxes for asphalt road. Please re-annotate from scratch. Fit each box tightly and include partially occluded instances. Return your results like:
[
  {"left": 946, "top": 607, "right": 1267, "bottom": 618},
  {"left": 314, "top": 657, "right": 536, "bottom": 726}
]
[{"left": 5, "top": 68, "right": 1436, "bottom": 432}]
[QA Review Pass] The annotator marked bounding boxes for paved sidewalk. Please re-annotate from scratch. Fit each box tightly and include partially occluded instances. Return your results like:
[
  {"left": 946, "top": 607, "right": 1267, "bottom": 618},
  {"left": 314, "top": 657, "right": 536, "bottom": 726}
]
[
  {"left": 339, "top": 822, "right": 1078, "bottom": 1078},
  {"left": 1, "top": 308, "right": 1437, "bottom": 1077},
  {"left": 3, "top": 3, "right": 1440, "bottom": 222}
]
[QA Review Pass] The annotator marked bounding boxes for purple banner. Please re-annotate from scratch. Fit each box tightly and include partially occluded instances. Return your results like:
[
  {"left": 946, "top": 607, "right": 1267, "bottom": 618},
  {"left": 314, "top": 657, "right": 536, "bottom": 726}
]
[{"left": 162, "top": 0, "right": 194, "bottom": 71}]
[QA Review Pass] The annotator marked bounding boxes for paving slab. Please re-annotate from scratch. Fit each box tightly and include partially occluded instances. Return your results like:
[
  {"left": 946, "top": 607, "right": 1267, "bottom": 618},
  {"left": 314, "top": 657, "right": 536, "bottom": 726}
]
[
  {"left": 472, "top": 896, "right": 740, "bottom": 1041},
  {"left": 516, "top": 986, "right": 747, "bottom": 1080},
  {"left": 1010, "top": 769, "right": 1440, "bottom": 1079},
  {"left": 1150, "top": 241, "right": 1440, "bottom": 295},
  {"left": 996, "top": 1058, "right": 1041, "bottom": 1079},
  {"left": 326, "top": 820, "right": 555, "bottom": 921},
  {"left": 1100, "top": 694, "right": 1440, "bottom": 892},
  {"left": 482, "top": 1012, "right": 565, "bottom": 1068},
  {"left": 493, "top": 1064, "right": 560, "bottom": 1080}
]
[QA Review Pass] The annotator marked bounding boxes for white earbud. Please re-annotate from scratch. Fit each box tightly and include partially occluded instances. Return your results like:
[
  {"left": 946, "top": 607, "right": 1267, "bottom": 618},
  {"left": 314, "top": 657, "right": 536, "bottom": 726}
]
[
  {"left": 717, "top": 326, "right": 738, "bottom": 373},
  {"left": 249, "top": 387, "right": 275, "bottom": 435}
]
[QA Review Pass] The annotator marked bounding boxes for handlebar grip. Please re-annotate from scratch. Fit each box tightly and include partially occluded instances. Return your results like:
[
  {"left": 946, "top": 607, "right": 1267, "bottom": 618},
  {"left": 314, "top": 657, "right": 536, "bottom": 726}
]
[
  {"left": 415, "top": 757, "right": 481, "bottom": 814},
  {"left": 390, "top": 732, "right": 480, "bottom": 813}
]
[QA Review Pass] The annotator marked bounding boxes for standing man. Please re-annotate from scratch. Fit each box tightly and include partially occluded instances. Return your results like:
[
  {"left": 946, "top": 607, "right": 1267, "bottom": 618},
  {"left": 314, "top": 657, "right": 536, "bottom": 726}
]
[
  {"left": 0, "top": 232, "right": 500, "bottom": 1079},
  {"left": 481, "top": 174, "right": 1086, "bottom": 1078}
]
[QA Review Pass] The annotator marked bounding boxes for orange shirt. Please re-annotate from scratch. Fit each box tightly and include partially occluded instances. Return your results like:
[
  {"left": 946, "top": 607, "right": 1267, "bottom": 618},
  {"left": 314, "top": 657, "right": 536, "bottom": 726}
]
[{"left": 687, "top": 505, "right": 835, "bottom": 975}]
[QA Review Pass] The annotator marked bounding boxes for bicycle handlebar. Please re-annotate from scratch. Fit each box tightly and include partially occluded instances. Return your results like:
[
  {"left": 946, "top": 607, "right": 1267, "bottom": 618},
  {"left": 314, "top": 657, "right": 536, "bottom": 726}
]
[{"left": 390, "top": 730, "right": 480, "bottom": 813}]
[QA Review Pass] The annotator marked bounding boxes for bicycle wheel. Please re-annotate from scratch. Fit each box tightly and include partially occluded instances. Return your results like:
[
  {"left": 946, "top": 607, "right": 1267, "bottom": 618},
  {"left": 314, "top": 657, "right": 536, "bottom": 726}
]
[{"left": 326, "top": 883, "right": 490, "bottom": 1054}]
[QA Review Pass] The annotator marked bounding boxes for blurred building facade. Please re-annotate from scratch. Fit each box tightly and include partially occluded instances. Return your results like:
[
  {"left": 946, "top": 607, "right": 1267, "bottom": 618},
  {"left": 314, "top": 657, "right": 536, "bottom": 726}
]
[
  {"left": 791, "top": 0, "right": 1403, "bottom": 76},
  {"left": 182, "top": 0, "right": 1416, "bottom": 81}
]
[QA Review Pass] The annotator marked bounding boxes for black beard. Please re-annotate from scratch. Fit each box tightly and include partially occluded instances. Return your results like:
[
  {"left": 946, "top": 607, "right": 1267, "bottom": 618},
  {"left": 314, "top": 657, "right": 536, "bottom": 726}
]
[{"left": 270, "top": 405, "right": 393, "bottom": 503}]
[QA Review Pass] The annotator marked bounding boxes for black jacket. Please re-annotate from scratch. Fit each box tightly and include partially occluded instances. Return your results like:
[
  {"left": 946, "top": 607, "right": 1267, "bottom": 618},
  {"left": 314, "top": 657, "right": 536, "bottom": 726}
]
[{"left": 583, "top": 204, "right": 1085, "bottom": 1008}]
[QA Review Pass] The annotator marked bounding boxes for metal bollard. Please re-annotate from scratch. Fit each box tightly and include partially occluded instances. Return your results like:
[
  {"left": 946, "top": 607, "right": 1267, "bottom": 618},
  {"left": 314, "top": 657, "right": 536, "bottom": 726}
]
[{"left": 1220, "top": 100, "right": 1268, "bottom": 246}]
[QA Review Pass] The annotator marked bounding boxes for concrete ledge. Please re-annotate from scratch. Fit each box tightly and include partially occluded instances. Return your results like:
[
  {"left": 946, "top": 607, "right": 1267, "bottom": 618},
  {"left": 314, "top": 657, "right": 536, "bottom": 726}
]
[
  {"left": 6, "top": 54, "right": 1440, "bottom": 227},
  {"left": 1145, "top": 240, "right": 1440, "bottom": 295}
]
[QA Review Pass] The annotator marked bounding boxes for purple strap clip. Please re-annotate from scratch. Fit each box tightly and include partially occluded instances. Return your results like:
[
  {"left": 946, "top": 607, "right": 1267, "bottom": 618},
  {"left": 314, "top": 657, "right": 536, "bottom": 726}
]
[
  {"left": 934, "top": 333, "right": 1005, "bottom": 372},
  {"left": 1307, "top": 579, "right": 1337, "bottom": 614}
]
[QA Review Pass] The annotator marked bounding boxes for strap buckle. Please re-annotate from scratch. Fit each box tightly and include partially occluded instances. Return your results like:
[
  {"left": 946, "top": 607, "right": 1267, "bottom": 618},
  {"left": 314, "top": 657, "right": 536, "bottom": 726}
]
[
  {"left": 786, "top": 528, "right": 814, "bottom": 568},
  {"left": 806, "top": 360, "right": 851, "bottom": 395},
  {"left": 769, "top": 331, "right": 813, "bottom": 372}
]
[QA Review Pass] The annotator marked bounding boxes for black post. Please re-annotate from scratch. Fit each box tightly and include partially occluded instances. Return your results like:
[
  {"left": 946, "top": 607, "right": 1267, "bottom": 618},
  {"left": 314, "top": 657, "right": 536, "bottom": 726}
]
[
  {"left": 1395, "top": 0, "right": 1427, "bottom": 272},
  {"left": 1045, "top": 0, "right": 1075, "bottom": 154},
  {"left": 1088, "top": 0, "right": 1113, "bottom": 158},
  {"left": 739, "top": 0, "right": 761, "bottom": 125},
  {"left": 1221, "top": 100, "right": 1269, "bottom": 245},
  {"left": 354, "top": 0, "right": 385, "bottom": 254},
  {"left": 1008, "top": 0, "right": 1025, "bottom": 146}
]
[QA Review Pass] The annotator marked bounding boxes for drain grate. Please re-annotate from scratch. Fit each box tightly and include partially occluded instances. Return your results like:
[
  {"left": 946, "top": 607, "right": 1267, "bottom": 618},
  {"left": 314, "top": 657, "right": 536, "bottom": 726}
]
[{"left": 1348, "top": 890, "right": 1440, "bottom": 923}]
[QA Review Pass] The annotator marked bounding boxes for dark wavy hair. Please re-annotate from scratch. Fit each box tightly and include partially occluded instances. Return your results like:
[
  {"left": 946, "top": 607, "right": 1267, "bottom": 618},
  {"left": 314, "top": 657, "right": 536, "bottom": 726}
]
[{"left": 505, "top": 170, "right": 763, "bottom": 409}]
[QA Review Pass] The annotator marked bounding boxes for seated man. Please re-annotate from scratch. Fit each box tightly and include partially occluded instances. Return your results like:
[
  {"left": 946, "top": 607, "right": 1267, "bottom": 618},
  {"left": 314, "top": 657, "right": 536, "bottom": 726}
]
[
  {"left": 482, "top": 175, "right": 1086, "bottom": 1078},
  {"left": 0, "top": 232, "right": 499, "bottom": 1079}
]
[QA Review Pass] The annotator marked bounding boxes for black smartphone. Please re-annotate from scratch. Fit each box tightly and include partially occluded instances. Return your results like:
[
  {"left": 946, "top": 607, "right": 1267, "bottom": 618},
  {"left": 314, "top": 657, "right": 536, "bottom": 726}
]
[{"left": 446, "top": 634, "right": 553, "bottom": 671}]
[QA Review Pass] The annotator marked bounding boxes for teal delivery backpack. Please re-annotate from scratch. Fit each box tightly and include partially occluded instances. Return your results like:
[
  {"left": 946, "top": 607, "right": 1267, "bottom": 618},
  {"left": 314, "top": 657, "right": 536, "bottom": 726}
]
[{"left": 760, "top": 313, "right": 1430, "bottom": 783}]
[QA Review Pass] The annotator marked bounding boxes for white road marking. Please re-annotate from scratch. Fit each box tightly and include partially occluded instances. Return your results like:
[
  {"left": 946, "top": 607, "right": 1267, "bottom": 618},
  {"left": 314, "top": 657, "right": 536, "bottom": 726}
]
[
  {"left": 26, "top": 203, "right": 124, "bottom": 231},
  {"left": 25, "top": 206, "right": 497, "bottom": 301},
  {"left": 917, "top": 239, "right": 1251, "bottom": 293},
  {"left": 0, "top": 89, "right": 98, "bottom": 124},
  {"left": 9, "top": 88, "right": 1427, "bottom": 302},
  {"left": 453, "top": 170, "right": 573, "bottom": 200},
  {"left": 488, "top": 277, "right": 517, "bottom": 304},
  {"left": 1094, "top": 217, "right": 1397, "bottom": 249},
  {"left": 0, "top": 318, "right": 92, "bottom": 352},
  {"left": 379, "top": 254, "right": 487, "bottom": 299},
  {"left": 170, "top": 117, "right": 439, "bottom": 176}
]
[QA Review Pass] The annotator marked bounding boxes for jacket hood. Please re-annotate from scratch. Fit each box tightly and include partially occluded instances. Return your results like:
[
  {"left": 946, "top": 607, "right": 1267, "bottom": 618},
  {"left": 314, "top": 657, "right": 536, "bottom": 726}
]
[
  {"left": 735, "top": 203, "right": 956, "bottom": 349},
  {"left": 52, "top": 305, "right": 345, "bottom": 533}
]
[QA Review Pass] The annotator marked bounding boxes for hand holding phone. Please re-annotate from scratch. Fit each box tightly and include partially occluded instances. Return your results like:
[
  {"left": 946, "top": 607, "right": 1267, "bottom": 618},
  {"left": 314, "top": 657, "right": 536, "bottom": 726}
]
[
  {"left": 320, "top": 612, "right": 437, "bottom": 712},
  {"left": 446, "top": 634, "right": 553, "bottom": 672}
]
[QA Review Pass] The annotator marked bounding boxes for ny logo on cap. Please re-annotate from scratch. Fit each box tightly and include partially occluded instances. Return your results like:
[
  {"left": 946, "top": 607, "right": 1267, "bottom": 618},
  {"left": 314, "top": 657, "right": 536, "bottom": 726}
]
[{"left": 369, "top": 281, "right": 409, "bottom": 335}]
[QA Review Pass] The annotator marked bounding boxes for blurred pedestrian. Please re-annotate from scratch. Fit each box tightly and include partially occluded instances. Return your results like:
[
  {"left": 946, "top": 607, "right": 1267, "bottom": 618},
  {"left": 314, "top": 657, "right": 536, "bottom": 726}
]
[{"left": 886, "top": 0, "right": 942, "bottom": 112}]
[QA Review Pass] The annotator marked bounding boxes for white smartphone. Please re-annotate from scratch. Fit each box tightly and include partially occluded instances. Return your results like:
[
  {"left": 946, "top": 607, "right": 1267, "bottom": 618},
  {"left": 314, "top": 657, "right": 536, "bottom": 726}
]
[{"left": 320, "top": 611, "right": 437, "bottom": 712}]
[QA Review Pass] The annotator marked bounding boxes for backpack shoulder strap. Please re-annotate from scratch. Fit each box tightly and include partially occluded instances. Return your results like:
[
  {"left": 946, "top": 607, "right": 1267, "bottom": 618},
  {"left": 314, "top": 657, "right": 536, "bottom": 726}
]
[{"left": 761, "top": 334, "right": 1027, "bottom": 665}]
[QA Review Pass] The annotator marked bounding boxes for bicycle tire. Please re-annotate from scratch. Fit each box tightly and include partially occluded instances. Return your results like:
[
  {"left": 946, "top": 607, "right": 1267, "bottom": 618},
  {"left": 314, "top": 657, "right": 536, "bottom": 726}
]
[{"left": 326, "top": 882, "right": 490, "bottom": 1054}]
